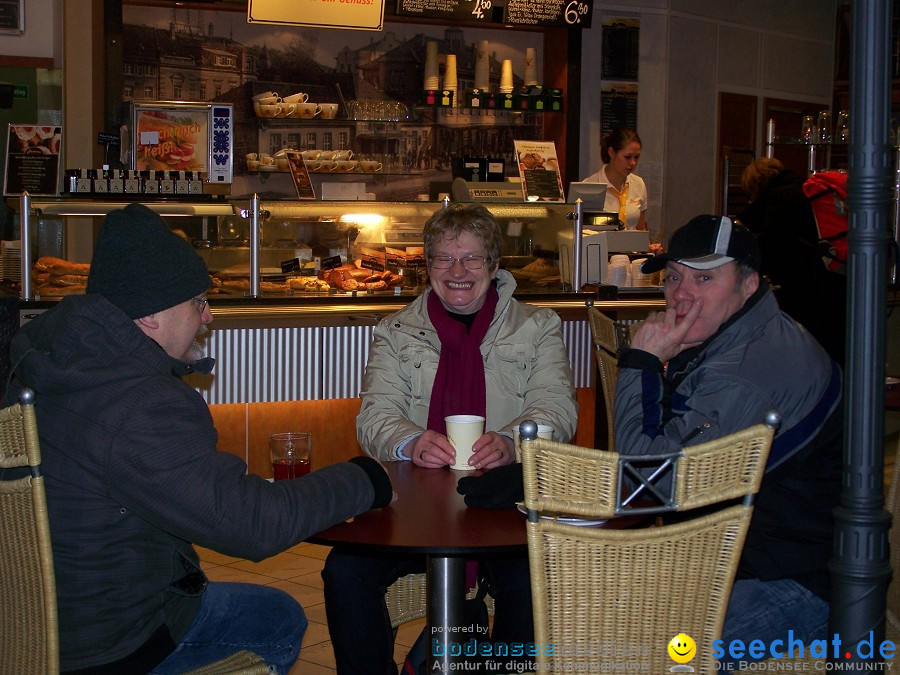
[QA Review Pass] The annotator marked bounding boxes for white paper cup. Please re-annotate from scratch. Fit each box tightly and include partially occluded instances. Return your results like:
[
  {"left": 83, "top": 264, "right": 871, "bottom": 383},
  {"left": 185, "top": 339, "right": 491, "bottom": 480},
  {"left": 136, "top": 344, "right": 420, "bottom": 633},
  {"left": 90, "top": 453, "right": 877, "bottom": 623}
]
[{"left": 445, "top": 415, "right": 485, "bottom": 471}]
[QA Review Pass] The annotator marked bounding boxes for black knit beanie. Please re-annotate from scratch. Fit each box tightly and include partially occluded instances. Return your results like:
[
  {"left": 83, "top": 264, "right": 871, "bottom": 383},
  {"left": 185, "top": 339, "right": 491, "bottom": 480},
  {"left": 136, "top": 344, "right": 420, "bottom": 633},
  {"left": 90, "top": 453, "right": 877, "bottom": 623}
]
[{"left": 87, "top": 203, "right": 210, "bottom": 319}]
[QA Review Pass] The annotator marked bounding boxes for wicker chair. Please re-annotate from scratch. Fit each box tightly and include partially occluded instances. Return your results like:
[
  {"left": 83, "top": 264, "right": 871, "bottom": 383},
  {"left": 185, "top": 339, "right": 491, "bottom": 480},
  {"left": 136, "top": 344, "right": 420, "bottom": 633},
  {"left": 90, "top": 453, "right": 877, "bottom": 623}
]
[
  {"left": 0, "top": 389, "right": 267, "bottom": 675},
  {"left": 520, "top": 414, "right": 778, "bottom": 673},
  {"left": 0, "top": 389, "right": 58, "bottom": 675},
  {"left": 586, "top": 303, "right": 640, "bottom": 450}
]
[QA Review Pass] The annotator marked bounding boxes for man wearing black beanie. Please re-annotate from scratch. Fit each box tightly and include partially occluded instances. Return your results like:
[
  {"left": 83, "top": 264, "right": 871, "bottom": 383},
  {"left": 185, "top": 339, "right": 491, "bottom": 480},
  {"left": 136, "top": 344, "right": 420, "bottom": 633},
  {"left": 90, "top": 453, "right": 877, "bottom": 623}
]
[{"left": 7, "top": 203, "right": 392, "bottom": 674}]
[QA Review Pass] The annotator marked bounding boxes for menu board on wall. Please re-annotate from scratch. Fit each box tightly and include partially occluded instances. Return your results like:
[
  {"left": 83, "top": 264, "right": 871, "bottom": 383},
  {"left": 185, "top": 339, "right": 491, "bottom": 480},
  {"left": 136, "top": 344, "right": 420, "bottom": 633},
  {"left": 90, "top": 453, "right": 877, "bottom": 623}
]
[
  {"left": 396, "top": 0, "right": 592, "bottom": 28},
  {"left": 248, "top": 0, "right": 386, "bottom": 31},
  {"left": 3, "top": 125, "right": 61, "bottom": 197},
  {"left": 600, "top": 83, "right": 637, "bottom": 137},
  {"left": 395, "top": 0, "right": 495, "bottom": 24},
  {"left": 504, "top": 0, "right": 592, "bottom": 28},
  {"left": 514, "top": 140, "right": 565, "bottom": 202},
  {"left": 601, "top": 17, "right": 639, "bottom": 80}
]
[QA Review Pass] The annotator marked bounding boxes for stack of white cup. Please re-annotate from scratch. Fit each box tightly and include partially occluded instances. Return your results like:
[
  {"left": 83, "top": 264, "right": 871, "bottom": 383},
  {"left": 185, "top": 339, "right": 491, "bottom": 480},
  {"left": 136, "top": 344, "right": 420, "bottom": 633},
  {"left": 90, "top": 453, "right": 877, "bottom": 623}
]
[
  {"left": 607, "top": 255, "right": 632, "bottom": 287},
  {"left": 631, "top": 258, "right": 656, "bottom": 286}
]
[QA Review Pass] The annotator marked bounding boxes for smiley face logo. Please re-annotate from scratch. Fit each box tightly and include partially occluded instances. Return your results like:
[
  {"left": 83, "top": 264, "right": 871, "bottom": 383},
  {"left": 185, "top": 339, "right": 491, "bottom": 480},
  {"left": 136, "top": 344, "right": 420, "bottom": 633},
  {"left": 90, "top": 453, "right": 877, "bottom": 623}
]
[{"left": 668, "top": 633, "right": 697, "bottom": 664}]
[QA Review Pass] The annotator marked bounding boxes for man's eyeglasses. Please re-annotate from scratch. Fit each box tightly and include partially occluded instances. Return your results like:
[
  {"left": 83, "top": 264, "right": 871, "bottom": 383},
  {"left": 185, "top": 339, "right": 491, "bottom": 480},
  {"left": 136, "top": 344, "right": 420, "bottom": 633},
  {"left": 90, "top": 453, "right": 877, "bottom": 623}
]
[
  {"left": 428, "top": 255, "right": 491, "bottom": 270},
  {"left": 191, "top": 296, "right": 209, "bottom": 313}
]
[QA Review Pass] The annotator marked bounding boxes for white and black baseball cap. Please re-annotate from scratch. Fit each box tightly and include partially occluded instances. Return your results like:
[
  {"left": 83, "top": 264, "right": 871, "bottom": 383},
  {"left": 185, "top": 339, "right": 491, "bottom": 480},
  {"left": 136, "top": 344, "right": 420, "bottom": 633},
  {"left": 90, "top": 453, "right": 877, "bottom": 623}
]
[{"left": 642, "top": 215, "right": 760, "bottom": 274}]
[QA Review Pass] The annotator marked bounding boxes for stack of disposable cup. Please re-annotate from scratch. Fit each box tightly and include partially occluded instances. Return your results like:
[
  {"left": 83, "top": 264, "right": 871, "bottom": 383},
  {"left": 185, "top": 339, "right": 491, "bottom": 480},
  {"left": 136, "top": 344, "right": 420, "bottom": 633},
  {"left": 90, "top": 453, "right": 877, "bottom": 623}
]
[
  {"left": 475, "top": 40, "right": 490, "bottom": 90},
  {"left": 607, "top": 255, "right": 631, "bottom": 287},
  {"left": 444, "top": 54, "right": 458, "bottom": 102},
  {"left": 631, "top": 258, "right": 655, "bottom": 286},
  {"left": 524, "top": 48, "right": 538, "bottom": 86},
  {"left": 424, "top": 41, "right": 439, "bottom": 91},
  {"left": 499, "top": 59, "right": 514, "bottom": 94}
]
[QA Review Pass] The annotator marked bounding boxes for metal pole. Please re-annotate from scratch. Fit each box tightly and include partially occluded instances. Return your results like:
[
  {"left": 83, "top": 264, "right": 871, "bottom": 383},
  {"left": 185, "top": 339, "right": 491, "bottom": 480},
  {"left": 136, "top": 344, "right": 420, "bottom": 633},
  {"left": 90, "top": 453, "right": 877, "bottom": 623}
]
[
  {"left": 572, "top": 199, "right": 583, "bottom": 291},
  {"left": 828, "top": 0, "right": 892, "bottom": 665},
  {"left": 20, "top": 192, "right": 32, "bottom": 301},
  {"left": 249, "top": 193, "right": 260, "bottom": 298}
]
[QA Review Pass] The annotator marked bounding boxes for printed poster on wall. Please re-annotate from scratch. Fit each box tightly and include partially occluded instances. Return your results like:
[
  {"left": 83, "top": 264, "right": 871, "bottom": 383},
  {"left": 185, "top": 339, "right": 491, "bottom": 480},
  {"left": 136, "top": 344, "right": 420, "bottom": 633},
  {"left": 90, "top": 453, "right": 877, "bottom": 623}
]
[
  {"left": 600, "top": 83, "right": 638, "bottom": 138},
  {"left": 3, "top": 125, "right": 61, "bottom": 196},
  {"left": 248, "top": 0, "right": 386, "bottom": 31},
  {"left": 514, "top": 140, "right": 564, "bottom": 202}
]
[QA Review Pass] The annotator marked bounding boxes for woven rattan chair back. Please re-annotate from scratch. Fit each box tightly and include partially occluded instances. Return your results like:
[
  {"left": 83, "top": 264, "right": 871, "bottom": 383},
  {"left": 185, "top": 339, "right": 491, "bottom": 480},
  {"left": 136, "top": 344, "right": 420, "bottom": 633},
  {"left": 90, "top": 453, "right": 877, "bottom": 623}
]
[
  {"left": 0, "top": 390, "right": 59, "bottom": 675},
  {"left": 521, "top": 418, "right": 776, "bottom": 673},
  {"left": 586, "top": 305, "right": 619, "bottom": 354},
  {"left": 595, "top": 348, "right": 618, "bottom": 451}
]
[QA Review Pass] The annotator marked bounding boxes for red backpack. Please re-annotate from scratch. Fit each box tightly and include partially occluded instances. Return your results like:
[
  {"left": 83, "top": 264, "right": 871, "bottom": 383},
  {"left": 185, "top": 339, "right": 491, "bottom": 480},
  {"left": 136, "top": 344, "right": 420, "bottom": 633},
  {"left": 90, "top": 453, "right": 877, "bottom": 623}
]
[{"left": 801, "top": 170, "right": 849, "bottom": 273}]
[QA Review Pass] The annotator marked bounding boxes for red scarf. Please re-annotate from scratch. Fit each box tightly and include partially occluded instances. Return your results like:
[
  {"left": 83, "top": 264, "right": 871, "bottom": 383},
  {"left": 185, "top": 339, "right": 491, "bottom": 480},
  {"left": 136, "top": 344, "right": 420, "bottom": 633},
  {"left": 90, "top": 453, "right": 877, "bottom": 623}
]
[{"left": 425, "top": 285, "right": 499, "bottom": 435}]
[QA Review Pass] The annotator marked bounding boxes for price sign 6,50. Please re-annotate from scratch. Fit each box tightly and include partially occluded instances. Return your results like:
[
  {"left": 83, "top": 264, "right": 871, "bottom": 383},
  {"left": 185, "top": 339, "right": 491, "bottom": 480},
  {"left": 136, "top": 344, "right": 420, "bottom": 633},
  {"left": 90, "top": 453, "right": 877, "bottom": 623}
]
[{"left": 565, "top": 0, "right": 589, "bottom": 25}]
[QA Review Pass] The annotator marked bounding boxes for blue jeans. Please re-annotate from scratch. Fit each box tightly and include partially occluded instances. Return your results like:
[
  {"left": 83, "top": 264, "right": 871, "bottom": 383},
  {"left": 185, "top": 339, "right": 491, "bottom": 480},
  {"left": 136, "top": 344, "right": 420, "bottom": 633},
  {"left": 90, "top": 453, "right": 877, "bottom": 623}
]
[
  {"left": 149, "top": 581, "right": 306, "bottom": 675},
  {"left": 717, "top": 578, "right": 829, "bottom": 668}
]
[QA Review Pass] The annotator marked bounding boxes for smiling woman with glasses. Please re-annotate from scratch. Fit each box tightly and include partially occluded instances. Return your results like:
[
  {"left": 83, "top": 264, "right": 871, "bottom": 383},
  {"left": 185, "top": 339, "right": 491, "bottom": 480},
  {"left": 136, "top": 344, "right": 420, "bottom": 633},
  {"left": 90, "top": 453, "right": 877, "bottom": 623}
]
[{"left": 326, "top": 203, "right": 579, "bottom": 674}]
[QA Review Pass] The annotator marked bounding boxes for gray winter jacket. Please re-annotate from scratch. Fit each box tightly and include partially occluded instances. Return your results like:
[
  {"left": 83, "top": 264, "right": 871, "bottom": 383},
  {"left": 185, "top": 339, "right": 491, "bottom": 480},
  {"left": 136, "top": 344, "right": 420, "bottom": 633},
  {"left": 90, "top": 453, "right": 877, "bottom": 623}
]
[{"left": 615, "top": 287, "right": 842, "bottom": 598}]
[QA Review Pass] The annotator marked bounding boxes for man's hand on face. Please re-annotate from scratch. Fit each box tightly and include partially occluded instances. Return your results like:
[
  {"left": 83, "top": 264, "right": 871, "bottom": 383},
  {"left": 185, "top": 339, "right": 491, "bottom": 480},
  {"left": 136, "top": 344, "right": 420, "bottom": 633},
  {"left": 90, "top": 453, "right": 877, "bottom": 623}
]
[{"left": 630, "top": 297, "right": 704, "bottom": 362}]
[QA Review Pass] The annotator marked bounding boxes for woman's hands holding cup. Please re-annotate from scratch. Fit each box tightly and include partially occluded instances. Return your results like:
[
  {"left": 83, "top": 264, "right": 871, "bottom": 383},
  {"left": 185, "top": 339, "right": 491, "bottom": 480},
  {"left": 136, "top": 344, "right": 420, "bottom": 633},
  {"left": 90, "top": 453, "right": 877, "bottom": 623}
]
[
  {"left": 411, "top": 429, "right": 516, "bottom": 470},
  {"left": 411, "top": 430, "right": 455, "bottom": 467},
  {"left": 470, "top": 432, "right": 516, "bottom": 470}
]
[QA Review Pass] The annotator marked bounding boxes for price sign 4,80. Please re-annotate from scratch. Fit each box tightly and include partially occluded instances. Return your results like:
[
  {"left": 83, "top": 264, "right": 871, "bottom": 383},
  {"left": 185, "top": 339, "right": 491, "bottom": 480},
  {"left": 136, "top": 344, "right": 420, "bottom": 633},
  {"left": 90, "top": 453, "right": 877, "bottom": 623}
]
[
  {"left": 470, "top": 0, "right": 491, "bottom": 20},
  {"left": 565, "top": 0, "right": 589, "bottom": 24}
]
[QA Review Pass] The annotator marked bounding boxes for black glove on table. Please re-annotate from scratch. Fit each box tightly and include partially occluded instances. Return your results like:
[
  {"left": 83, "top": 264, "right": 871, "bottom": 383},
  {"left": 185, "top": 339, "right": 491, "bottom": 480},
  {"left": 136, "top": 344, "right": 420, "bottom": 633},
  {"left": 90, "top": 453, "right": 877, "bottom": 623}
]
[{"left": 456, "top": 463, "right": 524, "bottom": 509}]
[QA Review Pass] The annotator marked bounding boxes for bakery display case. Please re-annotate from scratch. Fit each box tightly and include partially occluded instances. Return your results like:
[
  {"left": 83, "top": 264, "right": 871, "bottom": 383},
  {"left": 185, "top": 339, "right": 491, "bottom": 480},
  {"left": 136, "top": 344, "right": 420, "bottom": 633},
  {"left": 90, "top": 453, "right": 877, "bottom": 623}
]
[{"left": 17, "top": 196, "right": 589, "bottom": 302}]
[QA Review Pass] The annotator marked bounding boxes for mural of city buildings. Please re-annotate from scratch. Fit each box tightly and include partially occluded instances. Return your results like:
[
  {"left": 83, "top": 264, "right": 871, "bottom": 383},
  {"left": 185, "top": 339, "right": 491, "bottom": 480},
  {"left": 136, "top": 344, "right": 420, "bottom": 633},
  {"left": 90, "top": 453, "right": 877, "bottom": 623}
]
[{"left": 120, "top": 7, "right": 549, "bottom": 199}]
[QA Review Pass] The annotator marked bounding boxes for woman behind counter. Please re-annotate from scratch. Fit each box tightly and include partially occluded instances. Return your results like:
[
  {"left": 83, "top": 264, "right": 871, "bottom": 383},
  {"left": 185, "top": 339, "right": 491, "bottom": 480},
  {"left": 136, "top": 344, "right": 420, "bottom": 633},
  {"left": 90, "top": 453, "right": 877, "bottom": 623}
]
[
  {"left": 583, "top": 127, "right": 648, "bottom": 231},
  {"left": 323, "top": 203, "right": 579, "bottom": 674}
]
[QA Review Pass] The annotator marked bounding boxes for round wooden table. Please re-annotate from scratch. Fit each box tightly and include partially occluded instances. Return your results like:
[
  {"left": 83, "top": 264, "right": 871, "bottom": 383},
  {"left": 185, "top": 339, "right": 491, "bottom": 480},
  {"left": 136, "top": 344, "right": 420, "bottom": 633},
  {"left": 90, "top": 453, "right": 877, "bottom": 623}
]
[{"left": 309, "top": 461, "right": 527, "bottom": 674}]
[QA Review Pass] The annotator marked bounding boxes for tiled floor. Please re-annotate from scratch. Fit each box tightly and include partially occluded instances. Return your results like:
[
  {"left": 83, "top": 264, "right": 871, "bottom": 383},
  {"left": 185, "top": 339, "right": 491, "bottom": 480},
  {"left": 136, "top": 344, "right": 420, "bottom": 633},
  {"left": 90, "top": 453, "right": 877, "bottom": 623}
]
[{"left": 197, "top": 542, "right": 425, "bottom": 674}]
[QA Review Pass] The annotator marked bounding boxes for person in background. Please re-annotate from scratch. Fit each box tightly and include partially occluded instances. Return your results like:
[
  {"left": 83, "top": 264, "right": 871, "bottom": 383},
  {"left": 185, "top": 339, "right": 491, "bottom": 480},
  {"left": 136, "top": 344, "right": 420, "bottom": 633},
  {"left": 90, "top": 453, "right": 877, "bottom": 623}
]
[
  {"left": 582, "top": 127, "right": 649, "bottom": 232},
  {"left": 5, "top": 203, "right": 392, "bottom": 675},
  {"left": 737, "top": 157, "right": 847, "bottom": 365},
  {"left": 323, "top": 203, "right": 579, "bottom": 674},
  {"left": 616, "top": 215, "right": 842, "bottom": 667}
]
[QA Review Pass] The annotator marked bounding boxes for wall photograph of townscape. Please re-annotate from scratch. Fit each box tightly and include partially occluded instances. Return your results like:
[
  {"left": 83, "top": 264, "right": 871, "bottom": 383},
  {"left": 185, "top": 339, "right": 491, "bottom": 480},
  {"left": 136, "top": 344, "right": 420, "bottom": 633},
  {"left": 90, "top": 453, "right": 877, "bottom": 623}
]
[{"left": 120, "top": 6, "right": 549, "bottom": 200}]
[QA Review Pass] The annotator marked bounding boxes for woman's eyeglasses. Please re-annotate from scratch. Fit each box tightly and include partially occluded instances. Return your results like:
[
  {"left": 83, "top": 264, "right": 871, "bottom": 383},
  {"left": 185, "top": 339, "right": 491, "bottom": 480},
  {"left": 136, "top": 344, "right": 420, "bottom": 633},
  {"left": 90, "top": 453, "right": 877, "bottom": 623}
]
[{"left": 428, "top": 255, "right": 490, "bottom": 270}]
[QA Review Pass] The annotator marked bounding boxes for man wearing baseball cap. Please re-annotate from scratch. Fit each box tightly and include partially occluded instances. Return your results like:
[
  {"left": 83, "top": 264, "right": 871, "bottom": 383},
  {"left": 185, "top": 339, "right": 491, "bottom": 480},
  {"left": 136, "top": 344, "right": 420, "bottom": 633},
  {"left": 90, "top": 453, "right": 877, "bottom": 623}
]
[
  {"left": 7, "top": 203, "right": 392, "bottom": 674},
  {"left": 617, "top": 214, "right": 842, "bottom": 666}
]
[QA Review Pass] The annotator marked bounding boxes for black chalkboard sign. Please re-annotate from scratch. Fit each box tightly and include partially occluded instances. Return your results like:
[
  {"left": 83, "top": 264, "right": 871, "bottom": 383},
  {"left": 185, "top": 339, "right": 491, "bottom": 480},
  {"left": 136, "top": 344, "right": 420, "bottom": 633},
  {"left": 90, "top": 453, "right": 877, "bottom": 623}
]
[
  {"left": 504, "top": 0, "right": 592, "bottom": 28},
  {"left": 0, "top": 1, "right": 23, "bottom": 35},
  {"left": 396, "top": 0, "right": 590, "bottom": 27},
  {"left": 396, "top": 0, "right": 495, "bottom": 24}
]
